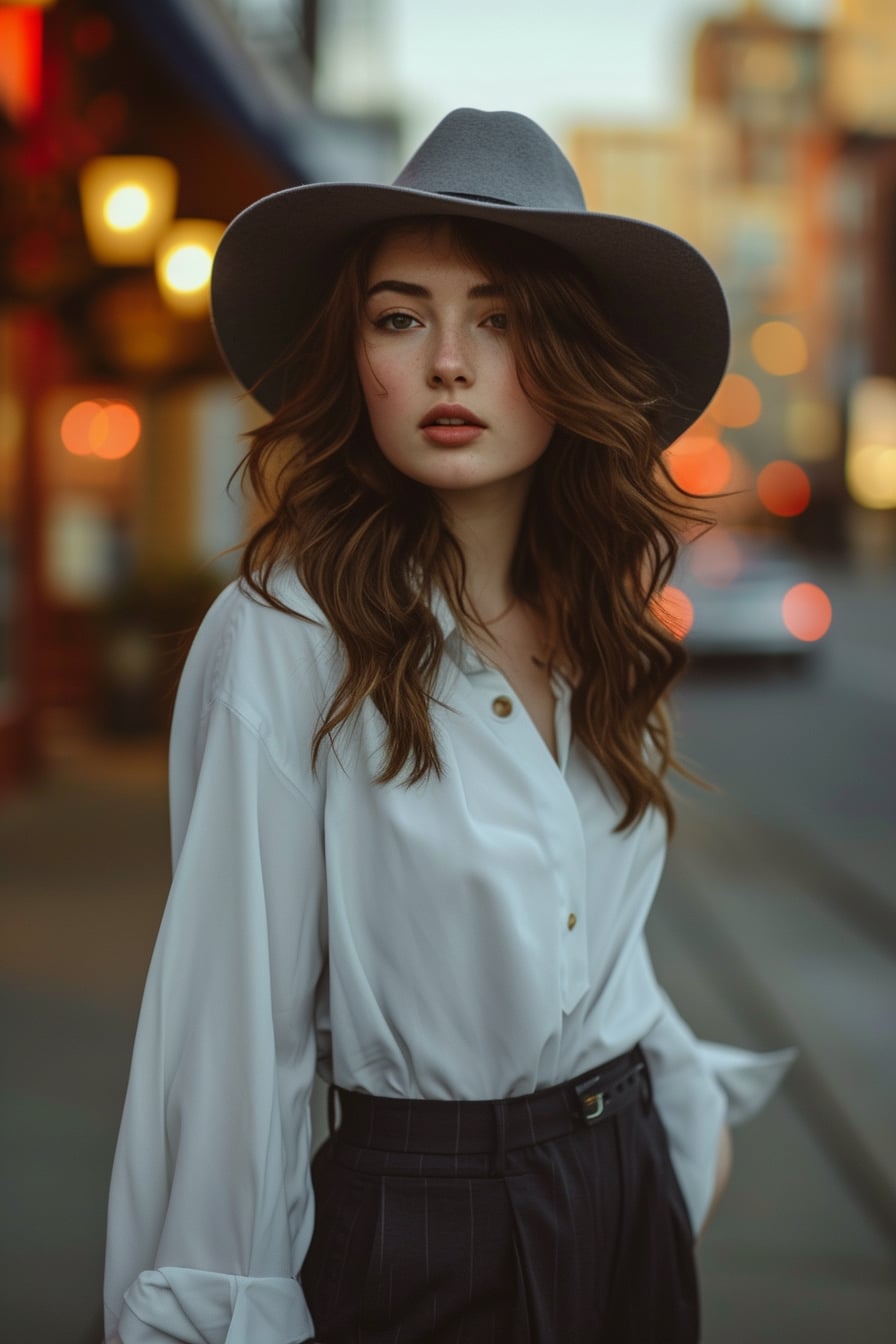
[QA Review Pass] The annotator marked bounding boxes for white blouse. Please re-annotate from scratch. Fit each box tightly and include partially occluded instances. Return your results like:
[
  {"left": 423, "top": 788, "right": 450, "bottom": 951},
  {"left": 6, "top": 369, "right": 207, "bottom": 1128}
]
[{"left": 104, "top": 570, "right": 793, "bottom": 1344}]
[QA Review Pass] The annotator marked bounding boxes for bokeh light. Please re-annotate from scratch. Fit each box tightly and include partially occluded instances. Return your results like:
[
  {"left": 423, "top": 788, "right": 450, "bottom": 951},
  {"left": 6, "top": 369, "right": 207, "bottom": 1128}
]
[
  {"left": 60, "top": 399, "right": 141, "bottom": 459},
  {"left": 79, "top": 155, "right": 178, "bottom": 265},
  {"left": 786, "top": 398, "right": 840, "bottom": 461},
  {"left": 155, "top": 219, "right": 225, "bottom": 316},
  {"left": 162, "top": 243, "right": 213, "bottom": 295},
  {"left": 781, "top": 583, "right": 832, "bottom": 642},
  {"left": 103, "top": 184, "right": 151, "bottom": 232},
  {"left": 665, "top": 435, "right": 732, "bottom": 495},
  {"left": 652, "top": 585, "right": 694, "bottom": 640},
  {"left": 846, "top": 443, "right": 896, "bottom": 509},
  {"left": 707, "top": 373, "right": 762, "bottom": 428},
  {"left": 751, "top": 321, "right": 808, "bottom": 376},
  {"left": 757, "top": 459, "right": 811, "bottom": 516}
]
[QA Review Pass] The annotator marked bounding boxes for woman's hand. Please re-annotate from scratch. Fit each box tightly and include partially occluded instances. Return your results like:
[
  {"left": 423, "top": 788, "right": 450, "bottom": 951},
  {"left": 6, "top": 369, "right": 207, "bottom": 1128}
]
[{"left": 697, "top": 1123, "right": 733, "bottom": 1241}]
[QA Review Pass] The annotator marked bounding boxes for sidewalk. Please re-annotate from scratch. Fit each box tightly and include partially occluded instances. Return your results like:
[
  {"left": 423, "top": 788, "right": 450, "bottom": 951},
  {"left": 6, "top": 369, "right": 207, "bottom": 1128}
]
[{"left": 2, "top": 727, "right": 894, "bottom": 1343}]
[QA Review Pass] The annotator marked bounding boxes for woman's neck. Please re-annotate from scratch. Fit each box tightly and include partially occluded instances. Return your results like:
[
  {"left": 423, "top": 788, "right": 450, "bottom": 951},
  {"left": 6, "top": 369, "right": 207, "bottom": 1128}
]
[{"left": 435, "top": 473, "right": 532, "bottom": 623}]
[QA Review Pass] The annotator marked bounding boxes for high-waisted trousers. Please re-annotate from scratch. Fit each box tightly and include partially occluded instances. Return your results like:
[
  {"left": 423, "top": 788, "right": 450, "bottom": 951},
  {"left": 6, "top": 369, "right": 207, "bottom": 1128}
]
[{"left": 299, "top": 1047, "right": 699, "bottom": 1343}]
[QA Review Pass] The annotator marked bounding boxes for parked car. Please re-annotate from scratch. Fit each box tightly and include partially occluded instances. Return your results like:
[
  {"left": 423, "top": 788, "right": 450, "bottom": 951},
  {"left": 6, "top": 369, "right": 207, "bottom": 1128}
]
[{"left": 665, "top": 528, "right": 829, "bottom": 667}]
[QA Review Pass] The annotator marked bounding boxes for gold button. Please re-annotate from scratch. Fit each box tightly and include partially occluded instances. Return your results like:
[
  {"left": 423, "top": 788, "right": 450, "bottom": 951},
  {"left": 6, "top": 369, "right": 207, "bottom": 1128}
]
[
  {"left": 567, "top": 913, "right": 577, "bottom": 931},
  {"left": 491, "top": 695, "right": 513, "bottom": 718}
]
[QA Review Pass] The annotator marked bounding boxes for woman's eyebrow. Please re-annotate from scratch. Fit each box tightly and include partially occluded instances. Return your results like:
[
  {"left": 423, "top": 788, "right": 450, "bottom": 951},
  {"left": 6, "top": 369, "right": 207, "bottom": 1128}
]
[{"left": 365, "top": 280, "right": 504, "bottom": 299}]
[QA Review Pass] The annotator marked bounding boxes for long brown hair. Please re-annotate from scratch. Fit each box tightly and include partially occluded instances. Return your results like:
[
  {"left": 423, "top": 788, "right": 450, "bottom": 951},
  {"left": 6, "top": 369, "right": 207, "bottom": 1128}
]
[{"left": 239, "top": 216, "right": 710, "bottom": 830}]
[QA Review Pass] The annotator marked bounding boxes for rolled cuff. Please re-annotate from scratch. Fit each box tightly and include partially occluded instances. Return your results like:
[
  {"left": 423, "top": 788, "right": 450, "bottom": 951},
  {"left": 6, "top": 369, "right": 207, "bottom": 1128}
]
[
  {"left": 113, "top": 1267, "right": 315, "bottom": 1344},
  {"left": 696, "top": 1040, "right": 797, "bottom": 1126},
  {"left": 644, "top": 1022, "right": 796, "bottom": 1234}
]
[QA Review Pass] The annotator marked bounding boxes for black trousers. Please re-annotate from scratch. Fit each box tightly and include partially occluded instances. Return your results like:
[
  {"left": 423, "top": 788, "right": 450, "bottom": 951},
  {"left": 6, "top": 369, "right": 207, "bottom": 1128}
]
[{"left": 300, "top": 1048, "right": 699, "bottom": 1343}]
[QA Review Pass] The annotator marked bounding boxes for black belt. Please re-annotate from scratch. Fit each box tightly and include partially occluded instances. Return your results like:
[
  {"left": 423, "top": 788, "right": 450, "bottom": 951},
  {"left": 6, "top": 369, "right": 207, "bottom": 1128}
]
[{"left": 330, "top": 1046, "right": 650, "bottom": 1157}]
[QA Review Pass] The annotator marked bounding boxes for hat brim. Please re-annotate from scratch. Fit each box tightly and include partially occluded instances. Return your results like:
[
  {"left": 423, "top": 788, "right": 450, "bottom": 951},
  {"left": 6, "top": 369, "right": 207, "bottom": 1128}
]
[{"left": 210, "top": 182, "right": 729, "bottom": 445}]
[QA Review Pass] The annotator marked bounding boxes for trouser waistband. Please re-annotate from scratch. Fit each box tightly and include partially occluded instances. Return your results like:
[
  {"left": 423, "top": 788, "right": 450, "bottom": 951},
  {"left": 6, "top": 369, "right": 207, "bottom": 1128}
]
[{"left": 329, "top": 1046, "right": 650, "bottom": 1160}]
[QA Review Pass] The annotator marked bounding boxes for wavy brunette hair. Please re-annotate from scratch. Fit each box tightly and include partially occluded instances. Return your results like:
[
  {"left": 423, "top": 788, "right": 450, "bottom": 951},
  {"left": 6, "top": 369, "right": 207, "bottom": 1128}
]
[{"left": 239, "top": 216, "right": 711, "bottom": 830}]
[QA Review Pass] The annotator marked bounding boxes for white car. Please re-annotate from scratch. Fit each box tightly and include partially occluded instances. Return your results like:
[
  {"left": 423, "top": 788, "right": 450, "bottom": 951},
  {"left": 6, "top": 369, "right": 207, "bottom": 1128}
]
[{"left": 667, "top": 529, "right": 828, "bottom": 665}]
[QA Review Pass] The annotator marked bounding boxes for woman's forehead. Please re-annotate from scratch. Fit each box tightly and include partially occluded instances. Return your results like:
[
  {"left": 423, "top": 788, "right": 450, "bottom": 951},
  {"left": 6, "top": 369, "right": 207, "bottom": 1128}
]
[{"left": 366, "top": 221, "right": 491, "bottom": 284}]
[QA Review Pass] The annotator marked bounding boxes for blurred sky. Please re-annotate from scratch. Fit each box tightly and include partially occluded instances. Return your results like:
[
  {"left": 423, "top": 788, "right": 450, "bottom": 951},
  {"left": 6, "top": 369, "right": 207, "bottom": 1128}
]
[{"left": 362, "top": 0, "right": 838, "bottom": 150}]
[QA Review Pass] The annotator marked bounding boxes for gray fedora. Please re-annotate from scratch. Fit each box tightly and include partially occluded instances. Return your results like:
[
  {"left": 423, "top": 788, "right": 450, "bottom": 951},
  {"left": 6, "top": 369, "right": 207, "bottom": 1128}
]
[{"left": 210, "top": 107, "right": 729, "bottom": 445}]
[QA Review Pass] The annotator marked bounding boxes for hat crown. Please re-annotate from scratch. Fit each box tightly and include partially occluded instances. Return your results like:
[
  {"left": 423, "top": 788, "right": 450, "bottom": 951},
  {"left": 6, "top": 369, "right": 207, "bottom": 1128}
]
[{"left": 393, "top": 108, "right": 586, "bottom": 212}]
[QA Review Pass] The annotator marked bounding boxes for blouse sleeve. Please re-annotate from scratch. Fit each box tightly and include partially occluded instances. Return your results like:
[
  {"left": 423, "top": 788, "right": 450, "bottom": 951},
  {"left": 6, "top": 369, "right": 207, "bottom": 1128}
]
[
  {"left": 637, "top": 940, "right": 796, "bottom": 1236},
  {"left": 103, "top": 700, "right": 326, "bottom": 1344}
]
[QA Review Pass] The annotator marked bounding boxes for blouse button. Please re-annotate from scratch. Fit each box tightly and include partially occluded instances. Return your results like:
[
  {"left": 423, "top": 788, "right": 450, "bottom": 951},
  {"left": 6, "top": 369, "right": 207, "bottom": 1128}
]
[
  {"left": 567, "top": 913, "right": 577, "bottom": 931},
  {"left": 491, "top": 695, "right": 513, "bottom": 718}
]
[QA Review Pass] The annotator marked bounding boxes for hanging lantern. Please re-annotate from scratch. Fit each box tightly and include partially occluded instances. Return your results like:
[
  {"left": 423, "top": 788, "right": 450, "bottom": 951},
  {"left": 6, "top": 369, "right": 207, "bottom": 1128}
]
[
  {"left": 155, "top": 219, "right": 225, "bottom": 318},
  {"left": 79, "top": 155, "right": 178, "bottom": 265}
]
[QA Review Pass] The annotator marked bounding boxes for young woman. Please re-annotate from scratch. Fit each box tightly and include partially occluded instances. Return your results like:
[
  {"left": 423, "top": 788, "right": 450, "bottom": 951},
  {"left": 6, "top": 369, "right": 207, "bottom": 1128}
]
[{"left": 103, "top": 109, "right": 793, "bottom": 1344}]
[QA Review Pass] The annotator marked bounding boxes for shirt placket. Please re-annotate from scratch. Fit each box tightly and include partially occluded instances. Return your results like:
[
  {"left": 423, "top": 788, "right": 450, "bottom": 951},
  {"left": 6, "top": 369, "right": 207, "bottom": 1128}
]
[{"left": 462, "top": 650, "right": 590, "bottom": 1016}]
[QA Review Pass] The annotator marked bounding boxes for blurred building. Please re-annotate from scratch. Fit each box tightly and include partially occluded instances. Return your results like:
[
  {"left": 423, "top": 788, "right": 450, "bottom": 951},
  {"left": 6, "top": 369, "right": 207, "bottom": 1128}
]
[
  {"left": 826, "top": 0, "right": 896, "bottom": 134},
  {"left": 568, "top": 0, "right": 896, "bottom": 553},
  {"left": 0, "top": 0, "right": 397, "bottom": 793}
]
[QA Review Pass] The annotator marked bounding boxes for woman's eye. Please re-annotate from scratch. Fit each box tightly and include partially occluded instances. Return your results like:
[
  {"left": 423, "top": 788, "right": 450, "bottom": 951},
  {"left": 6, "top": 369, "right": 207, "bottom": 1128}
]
[
  {"left": 484, "top": 312, "right": 508, "bottom": 330},
  {"left": 375, "top": 312, "right": 419, "bottom": 331}
]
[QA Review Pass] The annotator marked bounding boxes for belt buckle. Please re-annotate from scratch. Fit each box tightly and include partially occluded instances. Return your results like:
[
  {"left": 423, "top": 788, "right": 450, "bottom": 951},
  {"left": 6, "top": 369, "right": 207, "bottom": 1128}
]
[{"left": 575, "top": 1078, "right": 605, "bottom": 1124}]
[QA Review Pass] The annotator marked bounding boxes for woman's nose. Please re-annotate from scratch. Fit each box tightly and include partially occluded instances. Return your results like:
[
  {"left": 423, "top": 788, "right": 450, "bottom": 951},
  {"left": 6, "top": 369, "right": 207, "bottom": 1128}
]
[{"left": 427, "top": 327, "right": 473, "bottom": 387}]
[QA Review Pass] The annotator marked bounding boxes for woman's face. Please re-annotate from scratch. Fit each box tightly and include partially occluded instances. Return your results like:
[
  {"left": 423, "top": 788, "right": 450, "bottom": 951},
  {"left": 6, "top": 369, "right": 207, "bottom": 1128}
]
[{"left": 355, "top": 223, "right": 554, "bottom": 503}]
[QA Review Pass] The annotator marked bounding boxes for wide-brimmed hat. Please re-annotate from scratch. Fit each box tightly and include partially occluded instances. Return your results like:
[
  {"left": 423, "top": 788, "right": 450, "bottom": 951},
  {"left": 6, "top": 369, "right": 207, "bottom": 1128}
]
[{"left": 210, "top": 107, "right": 729, "bottom": 445}]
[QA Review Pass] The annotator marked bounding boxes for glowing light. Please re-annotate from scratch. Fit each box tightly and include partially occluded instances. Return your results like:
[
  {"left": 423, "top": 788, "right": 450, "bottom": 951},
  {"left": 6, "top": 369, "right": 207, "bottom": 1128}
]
[
  {"left": 162, "top": 243, "right": 213, "bottom": 294},
  {"left": 757, "top": 460, "right": 811, "bottom": 517},
  {"left": 60, "top": 399, "right": 141, "bottom": 459},
  {"left": 688, "top": 530, "right": 743, "bottom": 587},
  {"left": 79, "top": 156, "right": 178, "bottom": 265},
  {"left": 0, "top": 8, "right": 43, "bottom": 123},
  {"left": 846, "top": 443, "right": 896, "bottom": 509},
  {"left": 155, "top": 219, "right": 225, "bottom": 317},
  {"left": 103, "top": 183, "right": 151, "bottom": 232},
  {"left": 846, "top": 377, "right": 896, "bottom": 508},
  {"left": 652, "top": 586, "right": 694, "bottom": 640},
  {"left": 665, "top": 435, "right": 732, "bottom": 495},
  {"left": 92, "top": 403, "right": 141, "bottom": 459},
  {"left": 751, "top": 321, "right": 808, "bottom": 376},
  {"left": 781, "top": 584, "right": 832, "bottom": 642},
  {"left": 786, "top": 399, "right": 839, "bottom": 461},
  {"left": 61, "top": 401, "right": 100, "bottom": 456},
  {"left": 707, "top": 374, "right": 762, "bottom": 429}
]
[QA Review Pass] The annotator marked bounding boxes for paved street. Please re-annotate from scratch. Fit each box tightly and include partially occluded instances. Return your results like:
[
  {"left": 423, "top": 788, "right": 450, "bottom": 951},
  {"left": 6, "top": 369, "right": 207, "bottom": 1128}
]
[{"left": 2, "top": 558, "right": 894, "bottom": 1343}]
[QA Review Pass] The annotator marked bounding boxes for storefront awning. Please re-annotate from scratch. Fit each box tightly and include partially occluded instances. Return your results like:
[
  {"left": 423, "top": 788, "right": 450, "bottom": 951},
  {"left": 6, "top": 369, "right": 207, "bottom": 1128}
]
[{"left": 116, "top": 0, "right": 394, "bottom": 184}]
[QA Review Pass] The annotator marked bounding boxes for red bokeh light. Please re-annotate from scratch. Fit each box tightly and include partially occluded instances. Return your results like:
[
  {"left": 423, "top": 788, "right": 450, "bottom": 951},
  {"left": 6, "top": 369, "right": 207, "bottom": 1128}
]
[
  {"left": 757, "top": 460, "right": 811, "bottom": 517},
  {"left": 652, "top": 586, "right": 694, "bottom": 640},
  {"left": 781, "top": 583, "right": 832, "bottom": 642},
  {"left": 665, "top": 435, "right": 733, "bottom": 496},
  {"left": 0, "top": 9, "right": 43, "bottom": 124},
  {"left": 73, "top": 14, "right": 115, "bottom": 59}
]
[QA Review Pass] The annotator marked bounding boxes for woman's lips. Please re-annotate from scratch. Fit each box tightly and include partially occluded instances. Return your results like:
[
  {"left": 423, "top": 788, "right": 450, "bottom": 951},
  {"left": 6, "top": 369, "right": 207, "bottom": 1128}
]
[
  {"left": 419, "top": 404, "right": 485, "bottom": 446},
  {"left": 421, "top": 424, "right": 485, "bottom": 446}
]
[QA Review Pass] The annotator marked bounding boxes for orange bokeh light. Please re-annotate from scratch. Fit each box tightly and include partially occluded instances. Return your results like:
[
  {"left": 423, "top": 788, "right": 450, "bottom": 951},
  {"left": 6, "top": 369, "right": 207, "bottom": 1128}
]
[
  {"left": 707, "top": 374, "right": 762, "bottom": 428},
  {"left": 665, "top": 435, "right": 733, "bottom": 495},
  {"left": 781, "top": 583, "right": 832, "bottom": 642},
  {"left": 751, "top": 321, "right": 808, "bottom": 376},
  {"left": 60, "top": 398, "right": 141, "bottom": 459},
  {"left": 60, "top": 400, "right": 100, "bottom": 455},
  {"left": 652, "top": 586, "right": 694, "bottom": 640},
  {"left": 757, "top": 459, "right": 811, "bottom": 516}
]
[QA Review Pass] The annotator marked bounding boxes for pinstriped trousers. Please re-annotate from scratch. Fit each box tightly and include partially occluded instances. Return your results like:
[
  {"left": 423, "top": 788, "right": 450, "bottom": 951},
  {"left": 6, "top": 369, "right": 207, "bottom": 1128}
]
[{"left": 299, "top": 1062, "right": 699, "bottom": 1343}]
